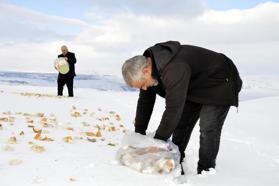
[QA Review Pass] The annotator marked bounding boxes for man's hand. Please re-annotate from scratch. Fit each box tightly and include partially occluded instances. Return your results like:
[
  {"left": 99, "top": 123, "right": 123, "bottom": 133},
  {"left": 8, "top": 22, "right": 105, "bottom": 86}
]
[
  {"left": 154, "top": 133, "right": 167, "bottom": 142},
  {"left": 64, "top": 57, "right": 68, "bottom": 61}
]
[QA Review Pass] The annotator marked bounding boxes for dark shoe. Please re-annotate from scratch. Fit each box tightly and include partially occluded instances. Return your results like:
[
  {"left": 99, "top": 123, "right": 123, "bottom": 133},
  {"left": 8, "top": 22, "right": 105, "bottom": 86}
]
[
  {"left": 197, "top": 167, "right": 216, "bottom": 174},
  {"left": 198, "top": 168, "right": 208, "bottom": 174},
  {"left": 197, "top": 160, "right": 216, "bottom": 174}
]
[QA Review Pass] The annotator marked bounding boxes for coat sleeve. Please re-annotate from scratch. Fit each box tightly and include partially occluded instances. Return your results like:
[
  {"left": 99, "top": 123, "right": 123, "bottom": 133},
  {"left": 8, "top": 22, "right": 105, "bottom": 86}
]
[
  {"left": 154, "top": 63, "right": 191, "bottom": 141},
  {"left": 134, "top": 87, "right": 156, "bottom": 135},
  {"left": 68, "top": 53, "right": 76, "bottom": 64}
]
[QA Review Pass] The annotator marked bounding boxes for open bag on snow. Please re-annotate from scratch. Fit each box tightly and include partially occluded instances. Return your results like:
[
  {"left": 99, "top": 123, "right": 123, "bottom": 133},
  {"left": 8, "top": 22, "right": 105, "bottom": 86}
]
[{"left": 117, "top": 132, "right": 180, "bottom": 174}]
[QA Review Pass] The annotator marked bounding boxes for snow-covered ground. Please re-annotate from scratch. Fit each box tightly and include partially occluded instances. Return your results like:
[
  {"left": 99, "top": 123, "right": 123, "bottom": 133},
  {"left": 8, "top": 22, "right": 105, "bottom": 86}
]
[{"left": 0, "top": 72, "right": 279, "bottom": 186}]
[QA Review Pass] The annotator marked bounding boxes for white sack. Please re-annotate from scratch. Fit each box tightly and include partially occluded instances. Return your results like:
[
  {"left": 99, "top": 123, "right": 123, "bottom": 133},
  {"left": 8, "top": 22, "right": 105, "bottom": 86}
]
[{"left": 117, "top": 132, "right": 180, "bottom": 174}]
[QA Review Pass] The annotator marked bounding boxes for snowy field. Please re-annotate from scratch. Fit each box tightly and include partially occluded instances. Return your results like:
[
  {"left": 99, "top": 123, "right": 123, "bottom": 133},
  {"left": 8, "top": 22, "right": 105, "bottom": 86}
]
[{"left": 0, "top": 73, "right": 279, "bottom": 186}]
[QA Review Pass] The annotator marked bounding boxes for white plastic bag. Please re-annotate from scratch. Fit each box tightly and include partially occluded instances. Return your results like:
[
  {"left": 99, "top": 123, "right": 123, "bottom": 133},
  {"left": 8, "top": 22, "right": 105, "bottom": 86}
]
[
  {"left": 54, "top": 57, "right": 69, "bottom": 74},
  {"left": 117, "top": 132, "right": 180, "bottom": 174}
]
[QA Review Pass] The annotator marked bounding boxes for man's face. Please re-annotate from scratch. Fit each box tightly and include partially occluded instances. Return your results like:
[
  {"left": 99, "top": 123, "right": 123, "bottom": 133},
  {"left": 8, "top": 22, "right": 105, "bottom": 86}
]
[
  {"left": 130, "top": 66, "right": 157, "bottom": 91},
  {"left": 61, "top": 47, "right": 68, "bottom": 55}
]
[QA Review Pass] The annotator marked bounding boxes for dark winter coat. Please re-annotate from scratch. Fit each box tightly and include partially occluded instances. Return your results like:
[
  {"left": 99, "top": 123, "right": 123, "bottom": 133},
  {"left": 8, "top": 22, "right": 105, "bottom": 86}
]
[
  {"left": 58, "top": 52, "right": 76, "bottom": 78},
  {"left": 134, "top": 41, "right": 242, "bottom": 141}
]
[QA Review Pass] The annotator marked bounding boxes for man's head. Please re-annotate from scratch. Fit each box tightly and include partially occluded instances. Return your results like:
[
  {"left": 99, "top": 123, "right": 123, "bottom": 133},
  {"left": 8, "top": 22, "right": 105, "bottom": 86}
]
[
  {"left": 122, "top": 55, "right": 158, "bottom": 90},
  {"left": 61, "top": 45, "right": 68, "bottom": 55}
]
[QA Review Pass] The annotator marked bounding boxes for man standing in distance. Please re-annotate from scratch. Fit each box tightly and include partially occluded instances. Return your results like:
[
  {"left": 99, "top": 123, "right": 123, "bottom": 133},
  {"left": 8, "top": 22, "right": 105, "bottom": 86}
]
[{"left": 57, "top": 45, "right": 76, "bottom": 97}]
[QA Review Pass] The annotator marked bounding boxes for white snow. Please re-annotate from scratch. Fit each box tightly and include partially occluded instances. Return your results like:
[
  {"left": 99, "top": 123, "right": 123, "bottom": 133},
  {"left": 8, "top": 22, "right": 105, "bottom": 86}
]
[{"left": 0, "top": 74, "right": 279, "bottom": 186}]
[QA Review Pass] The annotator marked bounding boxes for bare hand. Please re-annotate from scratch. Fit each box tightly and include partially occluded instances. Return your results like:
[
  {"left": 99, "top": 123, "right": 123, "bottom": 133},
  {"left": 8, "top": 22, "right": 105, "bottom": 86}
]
[{"left": 64, "top": 57, "right": 68, "bottom": 61}]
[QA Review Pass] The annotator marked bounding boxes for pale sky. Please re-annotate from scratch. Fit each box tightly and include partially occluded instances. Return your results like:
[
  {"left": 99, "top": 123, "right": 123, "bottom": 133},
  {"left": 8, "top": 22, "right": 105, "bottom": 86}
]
[{"left": 0, "top": 0, "right": 278, "bottom": 76}]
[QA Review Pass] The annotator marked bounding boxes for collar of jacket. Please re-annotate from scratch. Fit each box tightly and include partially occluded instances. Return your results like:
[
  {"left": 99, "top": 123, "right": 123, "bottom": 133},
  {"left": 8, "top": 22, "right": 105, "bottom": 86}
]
[
  {"left": 143, "top": 41, "right": 181, "bottom": 74},
  {"left": 151, "top": 56, "right": 159, "bottom": 80}
]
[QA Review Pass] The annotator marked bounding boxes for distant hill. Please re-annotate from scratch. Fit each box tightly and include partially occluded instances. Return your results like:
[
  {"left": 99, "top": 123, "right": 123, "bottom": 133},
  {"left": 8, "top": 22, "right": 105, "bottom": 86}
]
[
  {"left": 0, "top": 71, "right": 134, "bottom": 91},
  {"left": 1, "top": 71, "right": 279, "bottom": 100}
]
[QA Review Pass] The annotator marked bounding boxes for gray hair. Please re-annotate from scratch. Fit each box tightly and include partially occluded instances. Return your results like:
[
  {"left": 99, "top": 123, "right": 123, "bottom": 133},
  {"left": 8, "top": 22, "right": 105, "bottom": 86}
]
[
  {"left": 122, "top": 55, "right": 149, "bottom": 86},
  {"left": 61, "top": 45, "right": 68, "bottom": 50}
]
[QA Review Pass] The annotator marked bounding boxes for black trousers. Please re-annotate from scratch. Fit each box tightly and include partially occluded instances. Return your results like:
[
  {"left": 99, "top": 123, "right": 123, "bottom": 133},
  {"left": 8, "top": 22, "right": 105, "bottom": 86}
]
[
  {"left": 172, "top": 101, "right": 230, "bottom": 173},
  {"left": 57, "top": 77, "right": 74, "bottom": 97}
]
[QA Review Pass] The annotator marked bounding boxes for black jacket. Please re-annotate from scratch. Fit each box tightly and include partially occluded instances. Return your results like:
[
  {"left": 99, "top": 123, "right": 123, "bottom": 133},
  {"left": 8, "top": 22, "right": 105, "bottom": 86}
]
[
  {"left": 135, "top": 41, "right": 242, "bottom": 141},
  {"left": 58, "top": 52, "right": 76, "bottom": 78}
]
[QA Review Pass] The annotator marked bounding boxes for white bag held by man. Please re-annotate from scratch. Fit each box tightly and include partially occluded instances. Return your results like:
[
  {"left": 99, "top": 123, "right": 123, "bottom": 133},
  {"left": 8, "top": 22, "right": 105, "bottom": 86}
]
[
  {"left": 117, "top": 132, "right": 180, "bottom": 174},
  {"left": 54, "top": 57, "right": 69, "bottom": 74}
]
